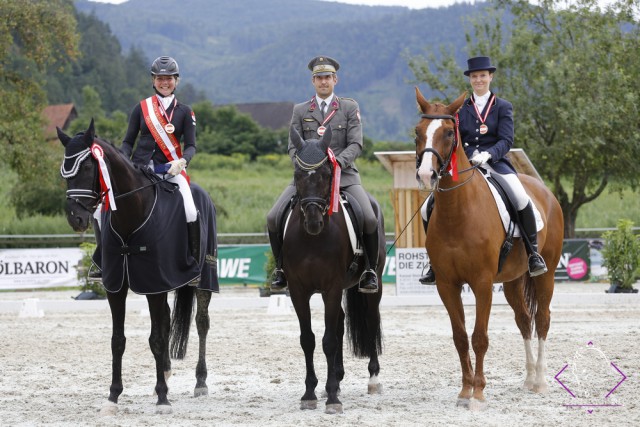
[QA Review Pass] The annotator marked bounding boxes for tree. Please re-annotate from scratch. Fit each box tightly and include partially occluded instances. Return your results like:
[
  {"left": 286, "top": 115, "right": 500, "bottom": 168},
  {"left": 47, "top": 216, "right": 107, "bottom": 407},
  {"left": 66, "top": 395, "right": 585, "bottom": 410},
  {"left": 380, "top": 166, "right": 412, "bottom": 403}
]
[
  {"left": 1, "top": 0, "right": 79, "bottom": 217},
  {"left": 408, "top": 0, "right": 640, "bottom": 237}
]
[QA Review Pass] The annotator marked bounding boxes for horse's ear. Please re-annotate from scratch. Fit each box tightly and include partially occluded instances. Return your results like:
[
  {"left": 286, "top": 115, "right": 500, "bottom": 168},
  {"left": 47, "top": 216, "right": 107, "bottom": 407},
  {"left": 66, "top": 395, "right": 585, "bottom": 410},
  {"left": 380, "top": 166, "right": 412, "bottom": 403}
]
[
  {"left": 57, "top": 127, "right": 71, "bottom": 147},
  {"left": 320, "top": 126, "right": 332, "bottom": 152},
  {"left": 84, "top": 118, "right": 96, "bottom": 147},
  {"left": 415, "top": 86, "right": 430, "bottom": 114},
  {"left": 290, "top": 126, "right": 304, "bottom": 151},
  {"left": 447, "top": 93, "right": 467, "bottom": 115}
]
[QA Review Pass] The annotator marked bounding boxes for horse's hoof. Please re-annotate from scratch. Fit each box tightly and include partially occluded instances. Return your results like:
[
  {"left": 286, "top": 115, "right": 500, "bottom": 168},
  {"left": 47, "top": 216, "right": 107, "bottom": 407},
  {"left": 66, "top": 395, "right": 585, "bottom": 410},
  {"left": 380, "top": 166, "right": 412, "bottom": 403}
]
[
  {"left": 368, "top": 375, "right": 382, "bottom": 394},
  {"left": 523, "top": 380, "right": 535, "bottom": 391},
  {"left": 325, "top": 403, "right": 343, "bottom": 414},
  {"left": 468, "top": 398, "right": 488, "bottom": 412},
  {"left": 456, "top": 398, "right": 470, "bottom": 409},
  {"left": 194, "top": 386, "right": 209, "bottom": 397},
  {"left": 300, "top": 399, "right": 318, "bottom": 410},
  {"left": 99, "top": 401, "right": 118, "bottom": 416},
  {"left": 533, "top": 382, "right": 548, "bottom": 394},
  {"left": 368, "top": 382, "right": 383, "bottom": 394},
  {"left": 155, "top": 404, "right": 173, "bottom": 415}
]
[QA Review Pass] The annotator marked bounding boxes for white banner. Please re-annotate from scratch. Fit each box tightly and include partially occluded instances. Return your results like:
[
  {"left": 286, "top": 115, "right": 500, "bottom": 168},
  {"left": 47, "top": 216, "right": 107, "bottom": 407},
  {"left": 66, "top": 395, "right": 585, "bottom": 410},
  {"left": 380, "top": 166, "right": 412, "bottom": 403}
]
[
  {"left": 395, "top": 247, "right": 504, "bottom": 296},
  {"left": 0, "top": 248, "right": 84, "bottom": 290}
]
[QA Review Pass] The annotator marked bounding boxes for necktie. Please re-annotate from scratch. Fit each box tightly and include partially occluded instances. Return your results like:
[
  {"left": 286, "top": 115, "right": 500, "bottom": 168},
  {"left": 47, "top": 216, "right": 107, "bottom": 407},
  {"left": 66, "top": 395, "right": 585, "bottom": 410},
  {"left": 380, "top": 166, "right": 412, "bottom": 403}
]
[{"left": 320, "top": 101, "right": 326, "bottom": 119}]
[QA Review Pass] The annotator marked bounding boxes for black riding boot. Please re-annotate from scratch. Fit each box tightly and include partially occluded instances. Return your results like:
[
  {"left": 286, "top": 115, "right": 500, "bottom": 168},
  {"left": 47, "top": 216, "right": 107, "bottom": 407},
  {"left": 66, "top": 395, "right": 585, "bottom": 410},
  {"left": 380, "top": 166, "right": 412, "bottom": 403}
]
[
  {"left": 268, "top": 231, "right": 287, "bottom": 291},
  {"left": 419, "top": 197, "right": 436, "bottom": 285},
  {"left": 518, "top": 202, "right": 548, "bottom": 277},
  {"left": 359, "top": 229, "right": 379, "bottom": 293},
  {"left": 88, "top": 218, "right": 102, "bottom": 281},
  {"left": 187, "top": 213, "right": 201, "bottom": 265}
]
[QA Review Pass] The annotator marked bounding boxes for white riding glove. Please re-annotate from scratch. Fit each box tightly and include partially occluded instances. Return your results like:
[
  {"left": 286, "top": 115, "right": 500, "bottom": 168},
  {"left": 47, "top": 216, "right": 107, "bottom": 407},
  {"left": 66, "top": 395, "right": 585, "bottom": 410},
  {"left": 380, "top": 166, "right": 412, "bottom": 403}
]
[
  {"left": 167, "top": 158, "right": 187, "bottom": 176},
  {"left": 470, "top": 151, "right": 492, "bottom": 166}
]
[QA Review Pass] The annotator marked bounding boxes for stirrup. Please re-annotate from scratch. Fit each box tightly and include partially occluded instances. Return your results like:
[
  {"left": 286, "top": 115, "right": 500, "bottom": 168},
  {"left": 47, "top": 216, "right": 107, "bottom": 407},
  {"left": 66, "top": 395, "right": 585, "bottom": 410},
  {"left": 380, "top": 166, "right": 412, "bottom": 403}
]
[
  {"left": 528, "top": 254, "right": 548, "bottom": 277},
  {"left": 358, "top": 269, "right": 378, "bottom": 294},
  {"left": 419, "top": 267, "right": 436, "bottom": 285},
  {"left": 271, "top": 269, "right": 287, "bottom": 291}
]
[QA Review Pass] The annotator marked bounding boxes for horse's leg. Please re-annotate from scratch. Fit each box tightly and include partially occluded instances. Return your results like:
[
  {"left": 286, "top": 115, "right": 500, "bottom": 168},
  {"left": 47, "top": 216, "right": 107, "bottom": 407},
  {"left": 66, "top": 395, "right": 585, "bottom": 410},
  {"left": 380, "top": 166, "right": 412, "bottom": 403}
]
[
  {"left": 162, "top": 298, "right": 172, "bottom": 382},
  {"left": 321, "top": 290, "right": 344, "bottom": 414},
  {"left": 468, "top": 284, "right": 492, "bottom": 410},
  {"left": 437, "top": 285, "right": 473, "bottom": 407},
  {"left": 503, "top": 278, "right": 536, "bottom": 390},
  {"left": 100, "top": 285, "right": 128, "bottom": 416},
  {"left": 290, "top": 294, "right": 318, "bottom": 410},
  {"left": 531, "top": 274, "right": 554, "bottom": 393},
  {"left": 365, "top": 294, "right": 382, "bottom": 394},
  {"left": 194, "top": 289, "right": 212, "bottom": 397},
  {"left": 146, "top": 293, "right": 172, "bottom": 414}
]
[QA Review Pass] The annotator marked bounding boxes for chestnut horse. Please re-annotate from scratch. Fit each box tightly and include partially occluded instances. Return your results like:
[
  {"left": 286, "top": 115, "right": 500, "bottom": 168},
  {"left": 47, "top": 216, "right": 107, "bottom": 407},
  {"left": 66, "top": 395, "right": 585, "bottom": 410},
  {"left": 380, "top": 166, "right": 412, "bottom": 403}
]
[
  {"left": 414, "top": 88, "right": 563, "bottom": 409},
  {"left": 58, "top": 120, "right": 218, "bottom": 414},
  {"left": 282, "top": 127, "right": 385, "bottom": 414}
]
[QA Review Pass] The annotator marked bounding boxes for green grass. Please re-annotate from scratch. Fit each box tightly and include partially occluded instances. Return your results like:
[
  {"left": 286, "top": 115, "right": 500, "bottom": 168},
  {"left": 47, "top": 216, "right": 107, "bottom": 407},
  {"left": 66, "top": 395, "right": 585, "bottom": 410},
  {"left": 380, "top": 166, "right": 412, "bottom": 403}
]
[{"left": 0, "top": 153, "right": 638, "bottom": 239}]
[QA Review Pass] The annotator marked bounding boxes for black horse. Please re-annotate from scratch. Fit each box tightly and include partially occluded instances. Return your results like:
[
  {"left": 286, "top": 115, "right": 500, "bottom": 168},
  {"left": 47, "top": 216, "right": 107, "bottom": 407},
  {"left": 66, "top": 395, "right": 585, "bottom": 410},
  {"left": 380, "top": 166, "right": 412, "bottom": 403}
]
[
  {"left": 282, "top": 127, "right": 385, "bottom": 414},
  {"left": 57, "top": 120, "right": 218, "bottom": 415}
]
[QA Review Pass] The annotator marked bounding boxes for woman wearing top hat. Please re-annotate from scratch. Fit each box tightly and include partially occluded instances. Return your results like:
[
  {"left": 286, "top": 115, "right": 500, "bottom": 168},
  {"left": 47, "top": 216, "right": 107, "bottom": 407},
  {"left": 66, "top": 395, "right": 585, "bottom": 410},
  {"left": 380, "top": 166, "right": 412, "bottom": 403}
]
[{"left": 419, "top": 56, "right": 547, "bottom": 285}]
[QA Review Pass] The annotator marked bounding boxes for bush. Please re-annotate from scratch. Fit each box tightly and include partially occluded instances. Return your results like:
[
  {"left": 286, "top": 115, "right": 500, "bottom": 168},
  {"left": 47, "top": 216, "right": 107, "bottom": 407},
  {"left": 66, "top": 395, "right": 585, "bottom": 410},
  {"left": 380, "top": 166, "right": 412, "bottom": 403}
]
[
  {"left": 601, "top": 219, "right": 640, "bottom": 289},
  {"left": 76, "top": 242, "right": 107, "bottom": 298}
]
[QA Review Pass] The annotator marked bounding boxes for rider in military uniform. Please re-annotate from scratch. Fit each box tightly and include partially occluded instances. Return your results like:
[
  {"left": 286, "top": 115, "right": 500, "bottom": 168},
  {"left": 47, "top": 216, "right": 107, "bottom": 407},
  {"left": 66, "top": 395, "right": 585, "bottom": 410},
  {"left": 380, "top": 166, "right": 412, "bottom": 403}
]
[
  {"left": 419, "top": 56, "right": 547, "bottom": 285},
  {"left": 266, "top": 56, "right": 380, "bottom": 293}
]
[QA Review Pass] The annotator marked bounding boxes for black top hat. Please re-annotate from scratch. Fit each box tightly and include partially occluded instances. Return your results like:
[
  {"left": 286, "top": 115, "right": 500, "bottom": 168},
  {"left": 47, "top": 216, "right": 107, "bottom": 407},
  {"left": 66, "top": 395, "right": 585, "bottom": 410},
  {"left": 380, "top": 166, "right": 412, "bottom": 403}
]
[
  {"left": 308, "top": 56, "right": 340, "bottom": 76},
  {"left": 464, "top": 56, "right": 496, "bottom": 76}
]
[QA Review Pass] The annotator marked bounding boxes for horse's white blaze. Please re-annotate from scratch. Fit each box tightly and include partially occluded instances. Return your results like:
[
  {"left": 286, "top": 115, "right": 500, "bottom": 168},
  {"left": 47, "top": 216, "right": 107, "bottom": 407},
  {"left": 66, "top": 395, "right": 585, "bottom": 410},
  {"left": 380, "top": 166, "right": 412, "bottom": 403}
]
[{"left": 417, "top": 119, "right": 443, "bottom": 188}]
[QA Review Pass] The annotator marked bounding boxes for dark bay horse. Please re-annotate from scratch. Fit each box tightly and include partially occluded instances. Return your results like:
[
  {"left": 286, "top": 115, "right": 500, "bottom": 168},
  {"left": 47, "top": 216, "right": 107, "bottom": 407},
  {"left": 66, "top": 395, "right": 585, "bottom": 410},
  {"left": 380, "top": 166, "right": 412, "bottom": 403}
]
[
  {"left": 281, "top": 127, "right": 385, "bottom": 414},
  {"left": 414, "top": 88, "right": 564, "bottom": 409},
  {"left": 57, "top": 120, "right": 218, "bottom": 415}
]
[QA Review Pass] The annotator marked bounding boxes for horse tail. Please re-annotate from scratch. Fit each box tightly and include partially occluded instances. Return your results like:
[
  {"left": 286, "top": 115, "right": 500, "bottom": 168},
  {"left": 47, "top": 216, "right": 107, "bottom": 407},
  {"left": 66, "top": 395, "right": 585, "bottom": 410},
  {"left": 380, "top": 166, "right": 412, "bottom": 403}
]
[
  {"left": 345, "top": 287, "right": 383, "bottom": 358},
  {"left": 524, "top": 274, "right": 538, "bottom": 334},
  {"left": 169, "top": 285, "right": 195, "bottom": 359}
]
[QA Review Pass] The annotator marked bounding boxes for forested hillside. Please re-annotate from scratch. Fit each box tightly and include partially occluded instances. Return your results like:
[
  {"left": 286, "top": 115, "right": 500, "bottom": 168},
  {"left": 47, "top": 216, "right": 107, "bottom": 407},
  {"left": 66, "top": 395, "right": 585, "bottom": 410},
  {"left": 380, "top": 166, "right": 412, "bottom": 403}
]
[{"left": 74, "top": 0, "right": 490, "bottom": 140}]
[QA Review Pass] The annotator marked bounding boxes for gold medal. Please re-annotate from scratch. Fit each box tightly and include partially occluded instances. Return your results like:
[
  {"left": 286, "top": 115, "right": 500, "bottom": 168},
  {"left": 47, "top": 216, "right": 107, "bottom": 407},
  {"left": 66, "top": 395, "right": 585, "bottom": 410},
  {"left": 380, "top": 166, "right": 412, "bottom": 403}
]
[
  {"left": 317, "top": 126, "right": 326, "bottom": 136},
  {"left": 164, "top": 123, "right": 175, "bottom": 134},
  {"left": 479, "top": 124, "right": 488, "bottom": 135}
]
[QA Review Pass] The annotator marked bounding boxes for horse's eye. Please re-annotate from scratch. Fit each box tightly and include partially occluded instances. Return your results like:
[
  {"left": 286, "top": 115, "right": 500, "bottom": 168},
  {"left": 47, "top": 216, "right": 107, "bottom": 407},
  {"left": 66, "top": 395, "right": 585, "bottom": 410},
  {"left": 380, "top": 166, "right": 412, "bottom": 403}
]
[{"left": 447, "top": 130, "right": 455, "bottom": 139}]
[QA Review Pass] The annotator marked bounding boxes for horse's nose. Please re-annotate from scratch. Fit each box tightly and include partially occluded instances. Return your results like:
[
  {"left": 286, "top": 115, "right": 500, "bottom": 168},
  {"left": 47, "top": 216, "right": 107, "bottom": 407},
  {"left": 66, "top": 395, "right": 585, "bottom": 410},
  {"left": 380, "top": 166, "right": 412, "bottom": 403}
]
[{"left": 304, "top": 219, "right": 323, "bottom": 235}]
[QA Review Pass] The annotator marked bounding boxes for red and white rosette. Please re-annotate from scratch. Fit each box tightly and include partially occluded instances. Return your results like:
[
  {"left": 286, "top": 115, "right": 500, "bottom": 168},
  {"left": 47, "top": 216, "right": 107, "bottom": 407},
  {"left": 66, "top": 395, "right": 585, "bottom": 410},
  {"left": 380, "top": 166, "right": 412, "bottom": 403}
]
[
  {"left": 327, "top": 148, "right": 341, "bottom": 215},
  {"left": 91, "top": 143, "right": 117, "bottom": 211}
]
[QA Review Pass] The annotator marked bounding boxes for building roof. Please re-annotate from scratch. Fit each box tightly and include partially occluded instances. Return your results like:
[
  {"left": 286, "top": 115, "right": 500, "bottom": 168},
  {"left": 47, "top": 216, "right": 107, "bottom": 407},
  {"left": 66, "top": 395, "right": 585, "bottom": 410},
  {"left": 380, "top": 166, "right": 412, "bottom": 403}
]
[
  {"left": 232, "top": 102, "right": 293, "bottom": 130},
  {"left": 42, "top": 104, "right": 77, "bottom": 138}
]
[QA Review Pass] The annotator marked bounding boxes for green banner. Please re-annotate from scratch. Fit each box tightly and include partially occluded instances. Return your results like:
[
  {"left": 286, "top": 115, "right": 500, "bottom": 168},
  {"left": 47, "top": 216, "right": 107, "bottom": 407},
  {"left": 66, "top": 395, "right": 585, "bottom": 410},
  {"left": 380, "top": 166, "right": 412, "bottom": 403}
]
[{"left": 217, "top": 244, "right": 397, "bottom": 285}]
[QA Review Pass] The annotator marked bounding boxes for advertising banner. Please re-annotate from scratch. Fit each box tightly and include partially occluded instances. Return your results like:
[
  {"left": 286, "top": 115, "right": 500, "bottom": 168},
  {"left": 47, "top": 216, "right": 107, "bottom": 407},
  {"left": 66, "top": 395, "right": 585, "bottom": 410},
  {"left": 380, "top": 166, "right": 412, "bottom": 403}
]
[{"left": 0, "top": 248, "right": 84, "bottom": 290}]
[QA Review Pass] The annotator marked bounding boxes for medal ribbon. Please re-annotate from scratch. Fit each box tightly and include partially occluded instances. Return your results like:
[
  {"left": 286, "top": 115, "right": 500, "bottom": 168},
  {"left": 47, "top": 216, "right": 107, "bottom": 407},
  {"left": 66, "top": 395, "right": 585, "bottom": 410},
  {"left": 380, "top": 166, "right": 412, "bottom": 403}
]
[
  {"left": 471, "top": 93, "right": 495, "bottom": 126},
  {"left": 156, "top": 95, "right": 176, "bottom": 124},
  {"left": 327, "top": 148, "right": 341, "bottom": 215},
  {"left": 140, "top": 96, "right": 189, "bottom": 183},
  {"left": 448, "top": 114, "right": 460, "bottom": 181},
  {"left": 90, "top": 143, "right": 117, "bottom": 211}
]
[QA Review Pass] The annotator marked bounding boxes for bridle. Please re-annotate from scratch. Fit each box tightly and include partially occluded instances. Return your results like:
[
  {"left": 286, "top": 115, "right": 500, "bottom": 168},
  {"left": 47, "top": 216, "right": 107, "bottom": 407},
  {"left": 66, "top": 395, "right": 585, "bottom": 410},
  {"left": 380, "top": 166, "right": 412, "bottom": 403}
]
[
  {"left": 61, "top": 141, "right": 174, "bottom": 214},
  {"left": 416, "top": 113, "right": 478, "bottom": 192},
  {"left": 61, "top": 147, "right": 103, "bottom": 214},
  {"left": 294, "top": 152, "right": 332, "bottom": 217}
]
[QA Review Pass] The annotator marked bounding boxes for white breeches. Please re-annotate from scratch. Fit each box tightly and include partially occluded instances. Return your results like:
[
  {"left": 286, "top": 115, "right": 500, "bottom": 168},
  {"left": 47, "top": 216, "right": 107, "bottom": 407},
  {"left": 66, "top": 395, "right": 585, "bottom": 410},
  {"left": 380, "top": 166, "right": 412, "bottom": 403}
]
[
  {"left": 483, "top": 164, "right": 530, "bottom": 210},
  {"left": 161, "top": 173, "right": 198, "bottom": 222}
]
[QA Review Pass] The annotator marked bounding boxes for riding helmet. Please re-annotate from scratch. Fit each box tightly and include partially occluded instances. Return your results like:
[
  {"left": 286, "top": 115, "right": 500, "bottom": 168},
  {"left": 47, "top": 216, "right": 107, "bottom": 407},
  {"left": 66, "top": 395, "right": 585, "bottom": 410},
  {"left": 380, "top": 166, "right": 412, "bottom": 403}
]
[{"left": 150, "top": 56, "right": 180, "bottom": 77}]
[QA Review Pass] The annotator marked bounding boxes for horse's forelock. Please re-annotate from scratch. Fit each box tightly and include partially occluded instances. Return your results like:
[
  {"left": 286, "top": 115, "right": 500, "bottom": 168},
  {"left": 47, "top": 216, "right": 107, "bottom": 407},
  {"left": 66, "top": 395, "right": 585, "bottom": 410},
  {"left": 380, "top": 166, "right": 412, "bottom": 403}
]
[{"left": 296, "top": 139, "right": 327, "bottom": 167}]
